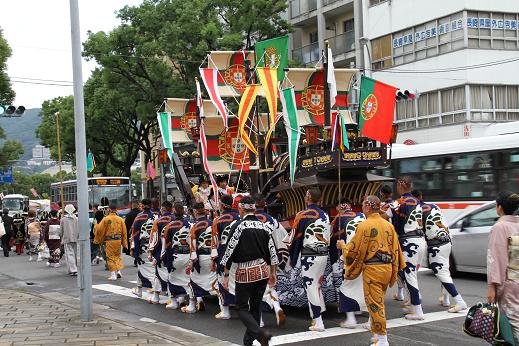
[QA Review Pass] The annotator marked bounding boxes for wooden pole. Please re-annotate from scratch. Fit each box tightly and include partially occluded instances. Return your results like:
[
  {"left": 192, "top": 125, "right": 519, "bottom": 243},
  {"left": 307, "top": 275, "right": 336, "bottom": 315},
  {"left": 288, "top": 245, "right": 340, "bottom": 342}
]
[{"left": 55, "top": 112, "right": 64, "bottom": 213}]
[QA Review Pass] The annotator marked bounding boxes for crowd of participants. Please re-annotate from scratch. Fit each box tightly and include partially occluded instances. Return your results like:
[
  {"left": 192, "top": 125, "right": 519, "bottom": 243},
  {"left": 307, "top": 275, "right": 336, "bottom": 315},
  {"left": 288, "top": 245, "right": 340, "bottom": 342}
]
[{"left": 1, "top": 174, "right": 518, "bottom": 346}]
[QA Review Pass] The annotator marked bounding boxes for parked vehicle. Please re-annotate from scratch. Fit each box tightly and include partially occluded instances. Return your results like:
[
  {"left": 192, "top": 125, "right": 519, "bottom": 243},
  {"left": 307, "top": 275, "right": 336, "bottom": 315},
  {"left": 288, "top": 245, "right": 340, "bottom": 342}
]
[{"left": 448, "top": 201, "right": 518, "bottom": 275}]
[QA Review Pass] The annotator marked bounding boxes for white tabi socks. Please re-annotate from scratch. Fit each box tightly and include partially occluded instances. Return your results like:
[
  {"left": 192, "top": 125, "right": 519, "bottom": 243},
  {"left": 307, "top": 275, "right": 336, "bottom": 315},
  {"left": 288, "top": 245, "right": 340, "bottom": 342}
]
[
  {"left": 308, "top": 316, "right": 325, "bottom": 332},
  {"left": 215, "top": 305, "right": 231, "bottom": 320},
  {"left": 340, "top": 311, "right": 358, "bottom": 328},
  {"left": 108, "top": 271, "right": 117, "bottom": 281},
  {"left": 371, "top": 334, "right": 389, "bottom": 346},
  {"left": 405, "top": 304, "right": 424, "bottom": 320},
  {"left": 448, "top": 294, "right": 467, "bottom": 313}
]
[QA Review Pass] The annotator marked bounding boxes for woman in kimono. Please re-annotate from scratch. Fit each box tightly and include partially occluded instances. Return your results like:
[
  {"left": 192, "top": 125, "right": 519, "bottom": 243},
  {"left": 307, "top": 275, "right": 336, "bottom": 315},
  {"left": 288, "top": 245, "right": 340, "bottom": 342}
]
[
  {"left": 487, "top": 191, "right": 519, "bottom": 343},
  {"left": 26, "top": 210, "right": 41, "bottom": 261},
  {"left": 44, "top": 209, "right": 61, "bottom": 267}
]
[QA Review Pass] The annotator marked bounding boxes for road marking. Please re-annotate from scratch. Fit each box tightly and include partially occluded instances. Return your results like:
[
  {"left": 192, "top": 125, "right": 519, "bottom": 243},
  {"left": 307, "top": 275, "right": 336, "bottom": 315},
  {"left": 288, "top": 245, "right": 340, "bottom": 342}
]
[
  {"left": 93, "top": 284, "right": 170, "bottom": 304},
  {"left": 94, "top": 282, "right": 463, "bottom": 346},
  {"left": 257, "top": 310, "right": 464, "bottom": 345}
]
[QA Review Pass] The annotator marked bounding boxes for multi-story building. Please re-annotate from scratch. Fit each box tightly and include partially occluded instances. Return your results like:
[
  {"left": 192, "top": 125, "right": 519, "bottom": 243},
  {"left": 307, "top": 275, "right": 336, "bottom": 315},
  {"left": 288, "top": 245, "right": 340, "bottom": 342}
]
[{"left": 288, "top": 0, "right": 519, "bottom": 143}]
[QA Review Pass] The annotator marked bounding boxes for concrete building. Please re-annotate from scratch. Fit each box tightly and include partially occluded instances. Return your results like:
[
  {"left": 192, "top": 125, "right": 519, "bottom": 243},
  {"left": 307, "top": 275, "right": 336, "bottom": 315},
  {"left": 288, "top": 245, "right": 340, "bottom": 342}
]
[{"left": 287, "top": 0, "right": 519, "bottom": 143}]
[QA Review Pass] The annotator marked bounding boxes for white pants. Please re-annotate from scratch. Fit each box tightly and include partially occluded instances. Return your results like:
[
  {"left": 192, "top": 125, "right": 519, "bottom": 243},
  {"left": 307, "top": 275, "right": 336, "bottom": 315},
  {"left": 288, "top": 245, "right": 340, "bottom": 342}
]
[
  {"left": 64, "top": 243, "right": 78, "bottom": 274},
  {"left": 301, "top": 255, "right": 327, "bottom": 319}
]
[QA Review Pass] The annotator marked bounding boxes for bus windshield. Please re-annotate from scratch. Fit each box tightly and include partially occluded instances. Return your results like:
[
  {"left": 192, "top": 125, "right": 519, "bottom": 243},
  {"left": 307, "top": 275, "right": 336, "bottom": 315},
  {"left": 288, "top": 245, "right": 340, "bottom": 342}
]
[
  {"left": 2, "top": 198, "right": 24, "bottom": 212},
  {"left": 89, "top": 186, "right": 130, "bottom": 209}
]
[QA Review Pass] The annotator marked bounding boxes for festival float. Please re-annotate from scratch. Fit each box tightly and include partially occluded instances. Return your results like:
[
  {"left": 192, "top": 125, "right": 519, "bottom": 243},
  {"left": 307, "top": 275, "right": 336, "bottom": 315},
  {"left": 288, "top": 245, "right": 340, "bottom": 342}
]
[{"left": 156, "top": 36, "right": 400, "bottom": 306}]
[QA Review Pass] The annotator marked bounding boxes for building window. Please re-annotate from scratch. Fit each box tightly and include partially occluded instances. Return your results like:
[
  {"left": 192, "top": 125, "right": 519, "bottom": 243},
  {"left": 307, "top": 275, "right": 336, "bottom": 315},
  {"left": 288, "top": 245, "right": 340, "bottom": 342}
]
[
  {"left": 391, "top": 12, "right": 464, "bottom": 67},
  {"left": 369, "top": 0, "right": 387, "bottom": 6},
  {"left": 371, "top": 35, "right": 393, "bottom": 70},
  {"left": 467, "top": 11, "right": 519, "bottom": 49},
  {"left": 396, "top": 100, "right": 415, "bottom": 121},
  {"left": 344, "top": 19, "right": 354, "bottom": 33},
  {"left": 309, "top": 31, "right": 318, "bottom": 44},
  {"left": 471, "top": 85, "right": 519, "bottom": 121}
]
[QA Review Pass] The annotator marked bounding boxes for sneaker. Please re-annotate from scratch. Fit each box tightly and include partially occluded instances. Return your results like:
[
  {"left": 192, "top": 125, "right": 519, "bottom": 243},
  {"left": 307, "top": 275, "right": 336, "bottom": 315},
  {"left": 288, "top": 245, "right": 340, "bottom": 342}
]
[
  {"left": 448, "top": 301, "right": 467, "bottom": 313},
  {"left": 276, "top": 309, "right": 286, "bottom": 327},
  {"left": 339, "top": 320, "right": 357, "bottom": 329},
  {"left": 215, "top": 311, "right": 231, "bottom": 320},
  {"left": 131, "top": 287, "right": 142, "bottom": 298}
]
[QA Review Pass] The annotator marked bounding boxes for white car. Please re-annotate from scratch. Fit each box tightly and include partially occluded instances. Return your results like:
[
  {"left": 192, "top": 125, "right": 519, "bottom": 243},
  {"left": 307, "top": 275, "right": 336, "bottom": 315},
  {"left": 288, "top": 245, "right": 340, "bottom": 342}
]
[
  {"left": 448, "top": 202, "right": 499, "bottom": 275},
  {"left": 448, "top": 202, "right": 519, "bottom": 274}
]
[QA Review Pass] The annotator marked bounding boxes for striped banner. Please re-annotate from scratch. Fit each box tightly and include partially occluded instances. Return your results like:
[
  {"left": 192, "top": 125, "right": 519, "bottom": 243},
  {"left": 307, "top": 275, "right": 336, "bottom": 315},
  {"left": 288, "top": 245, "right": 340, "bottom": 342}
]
[
  {"left": 196, "top": 78, "right": 219, "bottom": 205},
  {"left": 280, "top": 87, "right": 300, "bottom": 185},
  {"left": 237, "top": 84, "right": 260, "bottom": 155},
  {"left": 199, "top": 68, "right": 228, "bottom": 127},
  {"left": 256, "top": 67, "right": 278, "bottom": 147}
]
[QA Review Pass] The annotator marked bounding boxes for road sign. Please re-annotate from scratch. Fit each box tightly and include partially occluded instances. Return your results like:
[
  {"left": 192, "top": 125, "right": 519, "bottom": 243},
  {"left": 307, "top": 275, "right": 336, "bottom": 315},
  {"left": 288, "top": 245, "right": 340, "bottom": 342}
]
[{"left": 0, "top": 167, "right": 14, "bottom": 183}]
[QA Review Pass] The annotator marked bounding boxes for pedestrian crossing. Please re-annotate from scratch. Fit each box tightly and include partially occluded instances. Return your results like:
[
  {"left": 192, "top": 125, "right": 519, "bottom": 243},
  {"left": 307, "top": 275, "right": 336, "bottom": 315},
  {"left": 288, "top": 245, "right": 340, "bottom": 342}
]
[{"left": 93, "top": 280, "right": 466, "bottom": 346}]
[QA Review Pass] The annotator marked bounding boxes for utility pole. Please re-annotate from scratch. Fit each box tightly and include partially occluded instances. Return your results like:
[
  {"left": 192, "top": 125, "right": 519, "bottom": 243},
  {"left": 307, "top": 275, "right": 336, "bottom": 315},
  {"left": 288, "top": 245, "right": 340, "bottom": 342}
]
[{"left": 69, "top": 0, "right": 92, "bottom": 321}]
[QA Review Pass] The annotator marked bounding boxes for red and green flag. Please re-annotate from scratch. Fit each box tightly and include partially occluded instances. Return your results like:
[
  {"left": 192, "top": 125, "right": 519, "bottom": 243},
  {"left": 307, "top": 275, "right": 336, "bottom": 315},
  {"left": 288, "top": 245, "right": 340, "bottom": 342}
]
[{"left": 358, "top": 76, "right": 398, "bottom": 144}]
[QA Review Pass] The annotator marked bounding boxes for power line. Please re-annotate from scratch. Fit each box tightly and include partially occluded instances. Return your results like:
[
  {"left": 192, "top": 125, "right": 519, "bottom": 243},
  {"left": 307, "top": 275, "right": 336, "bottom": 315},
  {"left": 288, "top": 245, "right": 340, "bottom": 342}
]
[{"left": 10, "top": 80, "right": 73, "bottom": 87}]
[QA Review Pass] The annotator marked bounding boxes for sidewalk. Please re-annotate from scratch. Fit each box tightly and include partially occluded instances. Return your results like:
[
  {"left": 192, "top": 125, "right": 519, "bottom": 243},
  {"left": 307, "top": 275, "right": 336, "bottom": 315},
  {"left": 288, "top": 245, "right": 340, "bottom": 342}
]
[{"left": 0, "top": 288, "right": 233, "bottom": 346}]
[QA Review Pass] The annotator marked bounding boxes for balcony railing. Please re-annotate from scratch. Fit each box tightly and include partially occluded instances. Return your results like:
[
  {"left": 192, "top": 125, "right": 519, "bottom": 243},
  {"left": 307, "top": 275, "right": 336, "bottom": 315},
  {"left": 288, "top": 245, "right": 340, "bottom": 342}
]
[
  {"left": 328, "top": 31, "right": 355, "bottom": 56},
  {"left": 292, "top": 42, "right": 320, "bottom": 64},
  {"left": 290, "top": 0, "right": 318, "bottom": 19}
]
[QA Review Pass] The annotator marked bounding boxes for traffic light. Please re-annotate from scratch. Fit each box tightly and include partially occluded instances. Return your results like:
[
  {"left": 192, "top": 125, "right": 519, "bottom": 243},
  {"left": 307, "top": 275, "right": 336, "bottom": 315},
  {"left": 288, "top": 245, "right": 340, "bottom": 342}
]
[
  {"left": 0, "top": 105, "right": 25, "bottom": 117},
  {"left": 395, "top": 89, "right": 418, "bottom": 101}
]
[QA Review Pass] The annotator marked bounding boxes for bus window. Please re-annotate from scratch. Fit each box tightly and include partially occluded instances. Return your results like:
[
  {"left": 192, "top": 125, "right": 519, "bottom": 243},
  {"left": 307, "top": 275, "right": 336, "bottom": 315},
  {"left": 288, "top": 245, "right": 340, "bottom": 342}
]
[
  {"left": 400, "top": 158, "right": 442, "bottom": 173},
  {"left": 446, "top": 171, "right": 495, "bottom": 199},
  {"left": 450, "top": 153, "right": 492, "bottom": 170}
]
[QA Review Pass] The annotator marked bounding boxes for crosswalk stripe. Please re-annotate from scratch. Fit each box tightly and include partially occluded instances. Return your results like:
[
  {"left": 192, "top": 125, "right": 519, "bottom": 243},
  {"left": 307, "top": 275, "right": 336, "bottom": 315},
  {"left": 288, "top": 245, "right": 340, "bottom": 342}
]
[{"left": 94, "top": 282, "right": 464, "bottom": 346}]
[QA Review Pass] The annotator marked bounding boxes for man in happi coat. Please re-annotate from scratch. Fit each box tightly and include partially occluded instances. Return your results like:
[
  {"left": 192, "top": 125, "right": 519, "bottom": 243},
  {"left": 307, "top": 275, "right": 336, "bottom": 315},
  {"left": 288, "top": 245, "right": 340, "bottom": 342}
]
[
  {"left": 147, "top": 201, "right": 174, "bottom": 304},
  {"left": 338, "top": 196, "right": 405, "bottom": 346},
  {"left": 94, "top": 203, "right": 128, "bottom": 280},
  {"left": 382, "top": 177, "right": 427, "bottom": 320},
  {"left": 286, "top": 188, "right": 330, "bottom": 331},
  {"left": 330, "top": 198, "right": 366, "bottom": 328},
  {"left": 253, "top": 193, "right": 287, "bottom": 327},
  {"left": 131, "top": 198, "right": 157, "bottom": 297},
  {"left": 412, "top": 190, "right": 467, "bottom": 313},
  {"left": 181, "top": 202, "right": 217, "bottom": 313},
  {"left": 211, "top": 194, "right": 240, "bottom": 320},
  {"left": 161, "top": 202, "right": 193, "bottom": 309}
]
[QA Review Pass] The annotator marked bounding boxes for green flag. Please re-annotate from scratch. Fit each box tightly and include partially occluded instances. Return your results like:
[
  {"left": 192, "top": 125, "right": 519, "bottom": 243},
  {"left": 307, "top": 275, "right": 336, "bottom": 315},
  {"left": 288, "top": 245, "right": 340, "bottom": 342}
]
[
  {"left": 86, "top": 151, "right": 95, "bottom": 173},
  {"left": 157, "top": 111, "right": 173, "bottom": 159},
  {"left": 280, "top": 87, "right": 300, "bottom": 185},
  {"left": 255, "top": 35, "right": 289, "bottom": 80}
]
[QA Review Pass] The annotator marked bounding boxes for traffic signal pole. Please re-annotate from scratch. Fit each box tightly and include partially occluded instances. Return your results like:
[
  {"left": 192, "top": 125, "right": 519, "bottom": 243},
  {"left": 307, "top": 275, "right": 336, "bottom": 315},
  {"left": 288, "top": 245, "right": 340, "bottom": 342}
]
[{"left": 69, "top": 0, "right": 92, "bottom": 321}]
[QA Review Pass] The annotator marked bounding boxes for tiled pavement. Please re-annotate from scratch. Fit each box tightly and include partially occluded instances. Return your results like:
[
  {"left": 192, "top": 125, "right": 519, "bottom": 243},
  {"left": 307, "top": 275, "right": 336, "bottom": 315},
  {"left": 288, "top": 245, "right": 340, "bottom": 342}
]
[{"left": 0, "top": 288, "right": 233, "bottom": 346}]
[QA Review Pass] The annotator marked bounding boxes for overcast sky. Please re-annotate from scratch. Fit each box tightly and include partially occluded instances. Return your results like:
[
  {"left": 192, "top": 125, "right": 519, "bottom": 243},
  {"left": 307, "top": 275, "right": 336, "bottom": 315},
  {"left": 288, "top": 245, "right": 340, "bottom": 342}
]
[{"left": 1, "top": 0, "right": 143, "bottom": 108}]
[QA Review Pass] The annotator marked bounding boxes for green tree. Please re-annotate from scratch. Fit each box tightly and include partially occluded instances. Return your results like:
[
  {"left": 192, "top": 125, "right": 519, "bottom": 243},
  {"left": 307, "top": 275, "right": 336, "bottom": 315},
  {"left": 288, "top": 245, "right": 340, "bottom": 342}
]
[
  {"left": 36, "top": 96, "right": 76, "bottom": 162},
  {"left": 0, "top": 28, "right": 15, "bottom": 105},
  {"left": 0, "top": 140, "right": 23, "bottom": 171}
]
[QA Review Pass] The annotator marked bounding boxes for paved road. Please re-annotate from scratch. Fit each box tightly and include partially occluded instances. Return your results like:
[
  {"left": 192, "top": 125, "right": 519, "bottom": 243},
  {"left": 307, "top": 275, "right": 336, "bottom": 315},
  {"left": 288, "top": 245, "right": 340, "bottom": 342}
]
[{"left": 0, "top": 252, "right": 488, "bottom": 346}]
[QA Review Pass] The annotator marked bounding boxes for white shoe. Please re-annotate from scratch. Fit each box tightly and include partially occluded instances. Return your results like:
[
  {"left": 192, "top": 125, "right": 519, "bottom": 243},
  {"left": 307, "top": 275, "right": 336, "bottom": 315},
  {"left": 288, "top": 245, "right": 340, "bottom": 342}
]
[
  {"left": 131, "top": 287, "right": 142, "bottom": 298},
  {"left": 308, "top": 318, "right": 325, "bottom": 332},
  {"left": 46, "top": 261, "right": 51, "bottom": 267},
  {"left": 147, "top": 296, "right": 159, "bottom": 304},
  {"left": 29, "top": 256, "right": 33, "bottom": 261},
  {"left": 181, "top": 305, "right": 196, "bottom": 314},
  {"left": 448, "top": 301, "right": 467, "bottom": 313},
  {"left": 53, "top": 263, "right": 61, "bottom": 268}
]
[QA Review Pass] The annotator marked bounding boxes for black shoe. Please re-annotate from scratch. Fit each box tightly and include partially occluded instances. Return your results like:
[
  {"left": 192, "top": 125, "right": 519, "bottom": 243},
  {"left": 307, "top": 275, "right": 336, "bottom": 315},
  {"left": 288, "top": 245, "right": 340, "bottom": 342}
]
[{"left": 259, "top": 328, "right": 272, "bottom": 346}]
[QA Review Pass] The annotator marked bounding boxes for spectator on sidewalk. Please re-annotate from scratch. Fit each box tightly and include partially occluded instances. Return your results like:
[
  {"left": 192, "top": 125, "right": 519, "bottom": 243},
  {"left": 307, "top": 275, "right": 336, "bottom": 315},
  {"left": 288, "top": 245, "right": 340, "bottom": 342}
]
[
  {"left": 1, "top": 208, "right": 13, "bottom": 257},
  {"left": 61, "top": 204, "right": 79, "bottom": 276}
]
